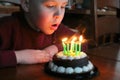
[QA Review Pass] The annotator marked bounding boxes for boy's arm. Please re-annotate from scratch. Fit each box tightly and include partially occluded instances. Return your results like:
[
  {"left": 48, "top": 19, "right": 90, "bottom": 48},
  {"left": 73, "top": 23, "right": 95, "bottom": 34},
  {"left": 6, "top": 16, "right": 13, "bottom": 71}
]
[
  {"left": 44, "top": 45, "right": 58, "bottom": 58},
  {"left": 0, "top": 51, "right": 17, "bottom": 68},
  {"left": 15, "top": 45, "right": 58, "bottom": 65},
  {"left": 0, "top": 45, "right": 58, "bottom": 68}
]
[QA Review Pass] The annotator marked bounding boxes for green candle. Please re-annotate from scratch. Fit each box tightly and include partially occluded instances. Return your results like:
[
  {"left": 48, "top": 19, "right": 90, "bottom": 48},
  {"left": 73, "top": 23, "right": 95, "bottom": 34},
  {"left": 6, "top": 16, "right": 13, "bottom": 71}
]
[
  {"left": 77, "top": 43, "right": 80, "bottom": 56},
  {"left": 75, "top": 43, "right": 78, "bottom": 56},
  {"left": 67, "top": 43, "right": 70, "bottom": 56},
  {"left": 62, "top": 35, "right": 83, "bottom": 56},
  {"left": 78, "top": 43, "right": 81, "bottom": 55},
  {"left": 77, "top": 43, "right": 81, "bottom": 55},
  {"left": 62, "top": 38, "right": 68, "bottom": 55},
  {"left": 79, "top": 35, "right": 83, "bottom": 54},
  {"left": 70, "top": 42, "right": 73, "bottom": 52},
  {"left": 70, "top": 37, "right": 77, "bottom": 52},
  {"left": 72, "top": 43, "right": 75, "bottom": 52},
  {"left": 62, "top": 42, "right": 66, "bottom": 54}
]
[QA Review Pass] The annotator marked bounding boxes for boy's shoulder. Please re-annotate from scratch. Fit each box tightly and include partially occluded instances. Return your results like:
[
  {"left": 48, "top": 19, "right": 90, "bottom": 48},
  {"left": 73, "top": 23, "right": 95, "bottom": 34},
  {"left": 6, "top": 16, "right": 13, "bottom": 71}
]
[
  {"left": 56, "top": 24, "right": 75, "bottom": 36},
  {"left": 57, "top": 24, "right": 68, "bottom": 30},
  {"left": 57, "top": 24, "right": 71, "bottom": 32},
  {"left": 0, "top": 15, "right": 15, "bottom": 24},
  {"left": 0, "top": 12, "right": 24, "bottom": 28}
]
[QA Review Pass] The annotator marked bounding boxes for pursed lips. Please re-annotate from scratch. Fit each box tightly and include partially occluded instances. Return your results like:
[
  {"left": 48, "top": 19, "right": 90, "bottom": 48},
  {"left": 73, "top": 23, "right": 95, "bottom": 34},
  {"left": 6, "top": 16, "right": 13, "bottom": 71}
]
[{"left": 50, "top": 23, "right": 59, "bottom": 30}]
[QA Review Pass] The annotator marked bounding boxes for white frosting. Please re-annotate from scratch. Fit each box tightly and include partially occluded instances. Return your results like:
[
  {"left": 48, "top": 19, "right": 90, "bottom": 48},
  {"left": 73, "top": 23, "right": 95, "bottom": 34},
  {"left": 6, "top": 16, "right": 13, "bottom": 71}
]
[
  {"left": 65, "top": 67, "right": 74, "bottom": 74},
  {"left": 49, "top": 62, "right": 54, "bottom": 69},
  {"left": 74, "top": 67, "right": 83, "bottom": 73},
  {"left": 57, "top": 66, "right": 65, "bottom": 73},
  {"left": 56, "top": 51, "right": 87, "bottom": 60},
  {"left": 49, "top": 61, "right": 94, "bottom": 74},
  {"left": 83, "top": 66, "right": 89, "bottom": 72},
  {"left": 67, "top": 56, "right": 74, "bottom": 60},
  {"left": 90, "top": 71, "right": 94, "bottom": 75},
  {"left": 88, "top": 61, "right": 93, "bottom": 70},
  {"left": 61, "top": 56, "right": 67, "bottom": 60},
  {"left": 80, "top": 53, "right": 87, "bottom": 58},
  {"left": 51, "top": 65, "right": 58, "bottom": 72},
  {"left": 56, "top": 52, "right": 64, "bottom": 58},
  {"left": 75, "top": 56, "right": 81, "bottom": 59}
]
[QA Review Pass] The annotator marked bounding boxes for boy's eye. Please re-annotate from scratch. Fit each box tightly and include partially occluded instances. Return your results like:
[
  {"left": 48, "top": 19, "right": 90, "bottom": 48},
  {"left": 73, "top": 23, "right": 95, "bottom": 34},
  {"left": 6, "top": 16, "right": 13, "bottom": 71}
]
[
  {"left": 61, "top": 6, "right": 66, "bottom": 9},
  {"left": 45, "top": 3, "right": 67, "bottom": 9},
  {"left": 46, "top": 4, "right": 56, "bottom": 8},
  {"left": 61, "top": 3, "right": 68, "bottom": 9}
]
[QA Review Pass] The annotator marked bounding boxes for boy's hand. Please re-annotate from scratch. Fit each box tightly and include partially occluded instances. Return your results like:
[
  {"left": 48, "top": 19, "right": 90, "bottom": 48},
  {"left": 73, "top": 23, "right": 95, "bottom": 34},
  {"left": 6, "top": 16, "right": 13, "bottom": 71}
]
[{"left": 15, "top": 49, "right": 51, "bottom": 64}]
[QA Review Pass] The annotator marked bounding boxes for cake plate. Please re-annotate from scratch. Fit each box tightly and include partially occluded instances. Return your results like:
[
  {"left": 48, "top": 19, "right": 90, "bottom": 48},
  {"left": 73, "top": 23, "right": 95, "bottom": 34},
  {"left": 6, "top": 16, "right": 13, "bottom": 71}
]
[{"left": 44, "top": 63, "right": 99, "bottom": 80}]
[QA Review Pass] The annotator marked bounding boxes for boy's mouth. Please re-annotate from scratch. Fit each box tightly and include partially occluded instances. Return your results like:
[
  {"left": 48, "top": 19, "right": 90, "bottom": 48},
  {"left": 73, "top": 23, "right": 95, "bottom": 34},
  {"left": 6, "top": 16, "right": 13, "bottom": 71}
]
[
  {"left": 52, "top": 24, "right": 57, "bottom": 26},
  {"left": 50, "top": 24, "right": 59, "bottom": 30}
]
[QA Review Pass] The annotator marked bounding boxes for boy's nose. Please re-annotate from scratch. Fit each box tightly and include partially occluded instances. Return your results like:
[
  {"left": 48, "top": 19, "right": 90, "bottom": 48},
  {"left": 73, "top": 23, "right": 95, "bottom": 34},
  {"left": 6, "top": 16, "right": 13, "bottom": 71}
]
[{"left": 54, "top": 8, "right": 62, "bottom": 19}]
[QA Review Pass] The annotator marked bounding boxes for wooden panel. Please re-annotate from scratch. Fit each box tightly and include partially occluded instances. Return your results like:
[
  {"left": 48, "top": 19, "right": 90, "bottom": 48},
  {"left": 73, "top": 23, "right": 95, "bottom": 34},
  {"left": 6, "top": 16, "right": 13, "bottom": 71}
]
[
  {"left": 97, "top": 0, "right": 120, "bottom": 8},
  {"left": 90, "top": 0, "right": 98, "bottom": 40},
  {"left": 97, "top": 16, "right": 120, "bottom": 37},
  {"left": 0, "top": 5, "right": 20, "bottom": 14},
  {"left": 0, "top": 0, "right": 20, "bottom": 4}
]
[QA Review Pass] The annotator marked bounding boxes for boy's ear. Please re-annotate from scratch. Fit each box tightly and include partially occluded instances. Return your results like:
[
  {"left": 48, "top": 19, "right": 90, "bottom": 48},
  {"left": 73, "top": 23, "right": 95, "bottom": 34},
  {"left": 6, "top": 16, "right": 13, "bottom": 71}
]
[{"left": 20, "top": 0, "right": 29, "bottom": 12}]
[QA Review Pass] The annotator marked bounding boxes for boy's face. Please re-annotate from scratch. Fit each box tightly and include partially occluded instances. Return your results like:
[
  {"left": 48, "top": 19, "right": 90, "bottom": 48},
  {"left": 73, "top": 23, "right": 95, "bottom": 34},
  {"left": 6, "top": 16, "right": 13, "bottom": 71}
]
[{"left": 24, "top": 0, "right": 68, "bottom": 35}]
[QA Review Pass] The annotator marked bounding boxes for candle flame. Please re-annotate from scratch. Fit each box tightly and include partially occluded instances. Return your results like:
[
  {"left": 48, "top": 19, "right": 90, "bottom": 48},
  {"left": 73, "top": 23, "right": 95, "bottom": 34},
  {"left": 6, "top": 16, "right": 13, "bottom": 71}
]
[
  {"left": 79, "top": 35, "right": 83, "bottom": 42},
  {"left": 61, "top": 35, "right": 84, "bottom": 56},
  {"left": 71, "top": 37, "right": 77, "bottom": 42},
  {"left": 62, "top": 38, "right": 68, "bottom": 42}
]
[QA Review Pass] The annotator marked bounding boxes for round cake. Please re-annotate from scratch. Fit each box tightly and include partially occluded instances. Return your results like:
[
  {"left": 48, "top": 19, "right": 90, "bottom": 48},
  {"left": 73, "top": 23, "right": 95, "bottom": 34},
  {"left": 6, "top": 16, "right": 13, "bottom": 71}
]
[{"left": 48, "top": 51, "right": 94, "bottom": 74}]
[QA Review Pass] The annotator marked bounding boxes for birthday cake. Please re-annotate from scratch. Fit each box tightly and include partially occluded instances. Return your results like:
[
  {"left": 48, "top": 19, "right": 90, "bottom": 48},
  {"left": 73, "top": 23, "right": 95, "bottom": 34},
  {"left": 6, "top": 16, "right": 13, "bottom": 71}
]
[
  {"left": 48, "top": 51, "right": 94, "bottom": 74},
  {"left": 47, "top": 36, "right": 94, "bottom": 75}
]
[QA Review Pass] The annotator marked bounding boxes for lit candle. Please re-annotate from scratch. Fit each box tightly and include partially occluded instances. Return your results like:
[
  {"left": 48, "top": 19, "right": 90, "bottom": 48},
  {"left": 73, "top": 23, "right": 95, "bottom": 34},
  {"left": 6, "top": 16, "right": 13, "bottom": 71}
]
[
  {"left": 70, "top": 37, "right": 77, "bottom": 52},
  {"left": 79, "top": 35, "right": 83, "bottom": 53},
  {"left": 62, "top": 38, "right": 68, "bottom": 54},
  {"left": 67, "top": 43, "right": 70, "bottom": 56},
  {"left": 62, "top": 35, "right": 84, "bottom": 56},
  {"left": 75, "top": 43, "right": 78, "bottom": 55}
]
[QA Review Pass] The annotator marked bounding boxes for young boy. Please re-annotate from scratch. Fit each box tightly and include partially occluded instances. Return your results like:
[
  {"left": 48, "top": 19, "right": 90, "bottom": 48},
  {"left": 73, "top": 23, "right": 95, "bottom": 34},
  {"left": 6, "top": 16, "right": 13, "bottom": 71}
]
[
  {"left": 0, "top": 0, "right": 75, "bottom": 68},
  {"left": 0, "top": 0, "right": 87, "bottom": 68}
]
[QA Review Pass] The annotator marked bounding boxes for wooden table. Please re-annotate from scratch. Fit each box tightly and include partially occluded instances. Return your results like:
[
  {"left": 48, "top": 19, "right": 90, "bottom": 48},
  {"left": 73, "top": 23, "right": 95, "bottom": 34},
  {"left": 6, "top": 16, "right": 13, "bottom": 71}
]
[{"left": 0, "top": 44, "right": 120, "bottom": 80}]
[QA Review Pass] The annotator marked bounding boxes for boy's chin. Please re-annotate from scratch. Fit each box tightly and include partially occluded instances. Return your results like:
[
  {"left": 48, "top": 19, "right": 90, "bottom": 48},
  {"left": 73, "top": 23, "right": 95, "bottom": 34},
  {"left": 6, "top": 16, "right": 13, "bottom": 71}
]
[{"left": 44, "top": 31, "right": 55, "bottom": 35}]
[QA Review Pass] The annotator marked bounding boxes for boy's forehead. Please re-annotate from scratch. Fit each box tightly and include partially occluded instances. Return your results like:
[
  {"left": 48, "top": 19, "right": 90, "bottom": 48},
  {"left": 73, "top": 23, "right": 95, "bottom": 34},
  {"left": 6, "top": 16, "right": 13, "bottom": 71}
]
[
  {"left": 28, "top": 0, "right": 68, "bottom": 3},
  {"left": 20, "top": 0, "right": 68, "bottom": 5}
]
